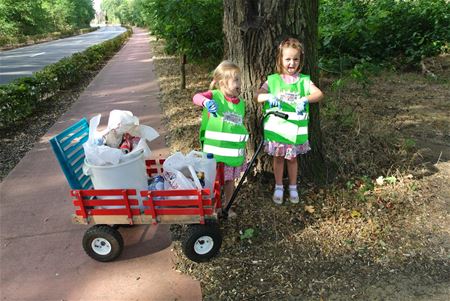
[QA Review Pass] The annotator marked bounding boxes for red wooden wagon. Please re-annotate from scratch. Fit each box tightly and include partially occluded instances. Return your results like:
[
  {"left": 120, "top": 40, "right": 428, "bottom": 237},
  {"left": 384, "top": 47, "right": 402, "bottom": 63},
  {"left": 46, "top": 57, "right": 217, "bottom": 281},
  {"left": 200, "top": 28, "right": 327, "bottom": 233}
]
[{"left": 50, "top": 119, "right": 224, "bottom": 263}]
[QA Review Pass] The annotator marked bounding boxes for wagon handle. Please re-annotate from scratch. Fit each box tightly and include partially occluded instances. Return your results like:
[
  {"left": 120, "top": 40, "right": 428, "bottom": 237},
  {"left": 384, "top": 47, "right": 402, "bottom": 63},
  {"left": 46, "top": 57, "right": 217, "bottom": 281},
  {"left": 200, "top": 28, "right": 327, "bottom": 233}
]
[{"left": 222, "top": 111, "right": 288, "bottom": 219}]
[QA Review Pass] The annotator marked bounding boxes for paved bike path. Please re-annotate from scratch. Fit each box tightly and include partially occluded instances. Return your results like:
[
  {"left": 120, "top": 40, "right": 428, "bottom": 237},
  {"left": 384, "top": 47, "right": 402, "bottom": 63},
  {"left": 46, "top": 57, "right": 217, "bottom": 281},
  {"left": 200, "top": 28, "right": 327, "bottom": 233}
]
[
  {"left": 0, "top": 27, "right": 202, "bottom": 301},
  {"left": 0, "top": 26, "right": 127, "bottom": 85}
]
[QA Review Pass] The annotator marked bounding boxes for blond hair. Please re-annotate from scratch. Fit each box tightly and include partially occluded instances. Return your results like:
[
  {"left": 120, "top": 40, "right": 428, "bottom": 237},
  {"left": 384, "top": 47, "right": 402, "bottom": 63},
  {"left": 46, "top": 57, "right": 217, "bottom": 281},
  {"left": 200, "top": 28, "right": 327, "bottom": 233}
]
[
  {"left": 275, "top": 37, "right": 305, "bottom": 74},
  {"left": 209, "top": 60, "right": 241, "bottom": 90}
]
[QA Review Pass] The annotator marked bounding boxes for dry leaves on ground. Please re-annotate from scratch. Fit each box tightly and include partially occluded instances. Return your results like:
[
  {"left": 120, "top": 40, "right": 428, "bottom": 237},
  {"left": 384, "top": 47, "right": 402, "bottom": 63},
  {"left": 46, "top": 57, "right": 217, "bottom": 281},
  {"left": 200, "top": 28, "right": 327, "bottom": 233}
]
[{"left": 151, "top": 37, "right": 450, "bottom": 300}]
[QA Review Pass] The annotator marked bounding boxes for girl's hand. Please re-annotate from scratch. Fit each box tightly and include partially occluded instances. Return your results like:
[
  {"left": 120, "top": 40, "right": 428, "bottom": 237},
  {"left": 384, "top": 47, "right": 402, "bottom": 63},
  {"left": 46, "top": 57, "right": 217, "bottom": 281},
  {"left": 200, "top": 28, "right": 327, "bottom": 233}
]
[
  {"left": 267, "top": 94, "right": 280, "bottom": 108},
  {"left": 295, "top": 97, "right": 308, "bottom": 115},
  {"left": 203, "top": 99, "right": 218, "bottom": 116}
]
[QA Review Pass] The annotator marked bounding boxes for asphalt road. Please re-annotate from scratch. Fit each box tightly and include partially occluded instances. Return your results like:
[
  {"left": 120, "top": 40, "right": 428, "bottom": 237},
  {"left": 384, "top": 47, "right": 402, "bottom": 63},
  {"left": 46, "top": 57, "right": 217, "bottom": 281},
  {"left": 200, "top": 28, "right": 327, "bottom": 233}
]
[{"left": 0, "top": 25, "right": 126, "bottom": 85}]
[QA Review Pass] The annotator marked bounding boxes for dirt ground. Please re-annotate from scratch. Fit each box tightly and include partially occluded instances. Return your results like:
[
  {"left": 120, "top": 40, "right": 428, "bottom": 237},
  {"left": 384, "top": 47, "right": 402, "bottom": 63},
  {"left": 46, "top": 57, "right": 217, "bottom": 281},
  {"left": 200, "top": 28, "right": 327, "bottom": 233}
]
[{"left": 151, "top": 36, "right": 449, "bottom": 300}]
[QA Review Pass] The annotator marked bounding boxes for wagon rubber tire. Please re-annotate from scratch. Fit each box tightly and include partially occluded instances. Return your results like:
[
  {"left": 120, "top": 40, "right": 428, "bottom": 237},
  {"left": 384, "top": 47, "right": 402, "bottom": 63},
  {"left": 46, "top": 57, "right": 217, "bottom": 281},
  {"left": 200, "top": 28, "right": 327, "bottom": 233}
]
[
  {"left": 182, "top": 222, "right": 222, "bottom": 262},
  {"left": 82, "top": 225, "right": 124, "bottom": 262}
]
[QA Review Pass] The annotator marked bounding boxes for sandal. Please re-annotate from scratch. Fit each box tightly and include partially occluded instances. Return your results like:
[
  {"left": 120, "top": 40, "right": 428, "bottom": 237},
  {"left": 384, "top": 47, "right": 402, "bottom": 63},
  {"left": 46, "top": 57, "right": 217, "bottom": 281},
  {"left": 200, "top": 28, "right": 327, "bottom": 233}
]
[
  {"left": 289, "top": 185, "right": 299, "bottom": 204},
  {"left": 273, "top": 185, "right": 284, "bottom": 205}
]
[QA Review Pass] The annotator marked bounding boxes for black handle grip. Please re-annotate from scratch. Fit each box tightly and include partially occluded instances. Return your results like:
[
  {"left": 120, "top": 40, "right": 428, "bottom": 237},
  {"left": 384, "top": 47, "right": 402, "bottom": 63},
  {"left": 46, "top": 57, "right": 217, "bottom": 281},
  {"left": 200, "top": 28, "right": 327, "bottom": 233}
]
[{"left": 272, "top": 111, "right": 288, "bottom": 119}]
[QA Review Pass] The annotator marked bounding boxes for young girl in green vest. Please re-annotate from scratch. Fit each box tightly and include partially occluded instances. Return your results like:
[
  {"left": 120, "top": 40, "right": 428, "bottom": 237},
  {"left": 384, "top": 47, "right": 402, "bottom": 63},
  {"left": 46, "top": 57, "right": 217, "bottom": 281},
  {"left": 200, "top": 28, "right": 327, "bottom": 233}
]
[
  {"left": 193, "top": 60, "right": 249, "bottom": 217},
  {"left": 256, "top": 37, "right": 324, "bottom": 205}
]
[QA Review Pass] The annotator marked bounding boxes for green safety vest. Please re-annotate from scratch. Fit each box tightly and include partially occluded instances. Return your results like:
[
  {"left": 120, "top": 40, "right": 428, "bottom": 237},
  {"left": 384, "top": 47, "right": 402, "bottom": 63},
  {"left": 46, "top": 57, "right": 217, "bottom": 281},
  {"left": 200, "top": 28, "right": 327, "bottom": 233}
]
[
  {"left": 199, "top": 90, "right": 249, "bottom": 166},
  {"left": 263, "top": 73, "right": 311, "bottom": 145}
]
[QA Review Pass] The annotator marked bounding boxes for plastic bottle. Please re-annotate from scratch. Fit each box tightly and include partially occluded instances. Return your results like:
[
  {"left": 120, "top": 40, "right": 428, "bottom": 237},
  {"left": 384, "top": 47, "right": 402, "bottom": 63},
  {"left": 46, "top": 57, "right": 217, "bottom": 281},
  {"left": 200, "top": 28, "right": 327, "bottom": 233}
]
[{"left": 203, "top": 153, "right": 217, "bottom": 198}]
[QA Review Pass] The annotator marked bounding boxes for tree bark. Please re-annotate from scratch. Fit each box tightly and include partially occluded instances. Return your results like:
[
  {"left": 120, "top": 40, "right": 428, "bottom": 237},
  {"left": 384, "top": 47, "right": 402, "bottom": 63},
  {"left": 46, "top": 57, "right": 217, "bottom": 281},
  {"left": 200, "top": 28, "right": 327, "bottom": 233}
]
[{"left": 223, "top": 0, "right": 325, "bottom": 183}]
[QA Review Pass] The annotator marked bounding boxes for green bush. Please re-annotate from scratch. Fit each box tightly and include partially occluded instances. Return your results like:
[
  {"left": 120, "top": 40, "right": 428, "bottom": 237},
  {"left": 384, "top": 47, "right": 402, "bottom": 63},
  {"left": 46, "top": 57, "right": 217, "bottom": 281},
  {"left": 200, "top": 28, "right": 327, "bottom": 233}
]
[
  {"left": 319, "top": 0, "right": 450, "bottom": 70},
  {"left": 0, "top": 78, "right": 40, "bottom": 127},
  {"left": 0, "top": 29, "right": 132, "bottom": 129},
  {"left": 143, "top": 0, "right": 223, "bottom": 62}
]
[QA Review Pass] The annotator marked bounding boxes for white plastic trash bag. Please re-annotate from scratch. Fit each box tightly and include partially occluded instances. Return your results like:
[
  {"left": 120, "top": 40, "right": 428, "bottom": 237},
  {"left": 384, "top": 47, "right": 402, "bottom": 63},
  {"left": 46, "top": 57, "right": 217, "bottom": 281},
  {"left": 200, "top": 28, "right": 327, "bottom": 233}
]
[
  {"left": 83, "top": 114, "right": 122, "bottom": 165},
  {"left": 185, "top": 151, "right": 216, "bottom": 197},
  {"left": 163, "top": 152, "right": 202, "bottom": 190},
  {"left": 83, "top": 110, "right": 159, "bottom": 166}
]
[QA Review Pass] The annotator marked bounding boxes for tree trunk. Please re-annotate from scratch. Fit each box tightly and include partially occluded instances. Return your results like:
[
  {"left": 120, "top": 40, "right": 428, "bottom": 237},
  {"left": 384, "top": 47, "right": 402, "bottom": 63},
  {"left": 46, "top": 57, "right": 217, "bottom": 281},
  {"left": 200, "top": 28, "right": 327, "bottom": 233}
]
[{"left": 223, "top": 0, "right": 325, "bottom": 183}]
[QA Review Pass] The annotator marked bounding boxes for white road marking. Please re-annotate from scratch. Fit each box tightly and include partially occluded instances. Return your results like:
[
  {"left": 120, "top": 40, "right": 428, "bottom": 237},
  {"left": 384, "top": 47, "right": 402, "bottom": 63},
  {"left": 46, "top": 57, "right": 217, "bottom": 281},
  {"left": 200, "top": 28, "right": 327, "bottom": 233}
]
[
  {"left": 0, "top": 71, "right": 33, "bottom": 75},
  {"left": 30, "top": 52, "right": 45, "bottom": 57}
]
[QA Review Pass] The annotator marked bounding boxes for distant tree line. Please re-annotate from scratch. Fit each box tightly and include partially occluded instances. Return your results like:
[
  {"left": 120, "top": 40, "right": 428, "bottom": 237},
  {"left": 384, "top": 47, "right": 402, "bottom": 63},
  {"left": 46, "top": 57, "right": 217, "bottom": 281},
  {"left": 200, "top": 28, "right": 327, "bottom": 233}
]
[
  {"left": 101, "top": 0, "right": 448, "bottom": 70},
  {"left": 0, "top": 0, "right": 95, "bottom": 45}
]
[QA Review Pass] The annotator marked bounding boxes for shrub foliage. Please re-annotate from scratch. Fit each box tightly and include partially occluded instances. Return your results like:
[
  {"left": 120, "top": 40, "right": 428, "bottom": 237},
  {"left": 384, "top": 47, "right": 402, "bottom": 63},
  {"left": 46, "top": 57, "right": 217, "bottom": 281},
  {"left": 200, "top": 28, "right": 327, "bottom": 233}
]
[
  {"left": 149, "top": 0, "right": 223, "bottom": 61},
  {"left": 319, "top": 0, "right": 450, "bottom": 70}
]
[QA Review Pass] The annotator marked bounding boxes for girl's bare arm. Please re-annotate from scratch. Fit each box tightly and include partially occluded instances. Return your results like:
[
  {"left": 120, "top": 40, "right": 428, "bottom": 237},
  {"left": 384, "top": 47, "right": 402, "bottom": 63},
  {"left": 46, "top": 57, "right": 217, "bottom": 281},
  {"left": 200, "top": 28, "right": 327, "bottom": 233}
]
[
  {"left": 256, "top": 86, "right": 271, "bottom": 103},
  {"left": 304, "top": 83, "right": 324, "bottom": 103}
]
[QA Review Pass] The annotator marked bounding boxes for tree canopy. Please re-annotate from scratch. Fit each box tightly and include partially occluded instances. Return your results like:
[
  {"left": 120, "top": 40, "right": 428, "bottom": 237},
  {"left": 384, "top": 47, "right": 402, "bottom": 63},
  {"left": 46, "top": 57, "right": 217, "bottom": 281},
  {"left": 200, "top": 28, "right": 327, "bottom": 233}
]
[
  {"left": 0, "top": 0, "right": 95, "bottom": 44},
  {"left": 101, "top": 0, "right": 223, "bottom": 62},
  {"left": 106, "top": 0, "right": 448, "bottom": 68}
]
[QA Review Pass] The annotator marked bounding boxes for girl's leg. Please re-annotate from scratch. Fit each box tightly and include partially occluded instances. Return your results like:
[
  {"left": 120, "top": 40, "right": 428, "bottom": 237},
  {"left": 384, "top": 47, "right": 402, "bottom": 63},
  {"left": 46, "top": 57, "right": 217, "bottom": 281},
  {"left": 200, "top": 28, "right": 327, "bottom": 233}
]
[
  {"left": 223, "top": 179, "right": 234, "bottom": 206},
  {"left": 272, "top": 156, "right": 285, "bottom": 204},
  {"left": 223, "top": 180, "right": 237, "bottom": 217},
  {"left": 286, "top": 157, "right": 299, "bottom": 203},
  {"left": 286, "top": 157, "right": 298, "bottom": 185},
  {"left": 273, "top": 156, "right": 284, "bottom": 185}
]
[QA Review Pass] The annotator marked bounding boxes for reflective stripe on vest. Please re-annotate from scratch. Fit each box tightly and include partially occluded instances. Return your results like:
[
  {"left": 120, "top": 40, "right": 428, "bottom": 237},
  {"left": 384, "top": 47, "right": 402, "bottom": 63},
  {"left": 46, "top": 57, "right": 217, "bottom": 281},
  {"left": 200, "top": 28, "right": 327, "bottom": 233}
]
[
  {"left": 264, "top": 73, "right": 311, "bottom": 145},
  {"left": 199, "top": 90, "right": 248, "bottom": 166},
  {"left": 203, "top": 145, "right": 245, "bottom": 157},
  {"left": 204, "top": 130, "right": 248, "bottom": 143}
]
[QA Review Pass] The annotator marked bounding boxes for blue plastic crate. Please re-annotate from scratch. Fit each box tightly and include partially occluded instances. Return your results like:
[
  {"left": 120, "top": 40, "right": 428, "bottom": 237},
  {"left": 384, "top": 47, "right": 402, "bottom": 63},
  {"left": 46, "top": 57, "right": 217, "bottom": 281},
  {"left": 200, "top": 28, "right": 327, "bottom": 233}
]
[{"left": 50, "top": 118, "right": 93, "bottom": 189}]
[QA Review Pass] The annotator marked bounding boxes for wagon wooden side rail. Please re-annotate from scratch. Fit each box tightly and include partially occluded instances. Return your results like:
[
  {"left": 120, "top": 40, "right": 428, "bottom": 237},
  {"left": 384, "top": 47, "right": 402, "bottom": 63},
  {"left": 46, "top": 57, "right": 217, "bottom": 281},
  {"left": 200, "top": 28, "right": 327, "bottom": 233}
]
[{"left": 70, "top": 187, "right": 218, "bottom": 226}]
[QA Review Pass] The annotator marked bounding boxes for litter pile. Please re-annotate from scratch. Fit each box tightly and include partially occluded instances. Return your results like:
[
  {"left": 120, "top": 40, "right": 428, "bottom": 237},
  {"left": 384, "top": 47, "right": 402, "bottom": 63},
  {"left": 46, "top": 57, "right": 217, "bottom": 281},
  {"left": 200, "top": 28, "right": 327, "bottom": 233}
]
[
  {"left": 82, "top": 110, "right": 217, "bottom": 203},
  {"left": 83, "top": 110, "right": 159, "bottom": 166}
]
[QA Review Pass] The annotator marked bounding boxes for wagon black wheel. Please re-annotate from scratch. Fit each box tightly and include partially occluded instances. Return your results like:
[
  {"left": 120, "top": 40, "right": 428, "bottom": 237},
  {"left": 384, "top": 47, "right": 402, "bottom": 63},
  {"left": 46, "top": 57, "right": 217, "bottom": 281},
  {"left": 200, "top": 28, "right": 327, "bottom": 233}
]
[
  {"left": 182, "top": 221, "right": 222, "bottom": 262},
  {"left": 82, "top": 225, "right": 124, "bottom": 262}
]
